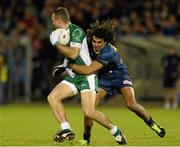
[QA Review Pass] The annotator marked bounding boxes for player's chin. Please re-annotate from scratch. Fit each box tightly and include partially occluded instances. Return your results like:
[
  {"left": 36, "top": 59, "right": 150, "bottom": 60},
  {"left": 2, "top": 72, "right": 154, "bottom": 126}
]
[{"left": 93, "top": 48, "right": 99, "bottom": 53}]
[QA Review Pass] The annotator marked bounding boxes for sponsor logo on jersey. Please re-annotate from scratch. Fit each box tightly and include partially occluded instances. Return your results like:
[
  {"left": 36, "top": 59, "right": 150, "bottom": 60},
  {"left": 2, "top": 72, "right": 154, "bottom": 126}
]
[{"left": 123, "top": 80, "right": 132, "bottom": 85}]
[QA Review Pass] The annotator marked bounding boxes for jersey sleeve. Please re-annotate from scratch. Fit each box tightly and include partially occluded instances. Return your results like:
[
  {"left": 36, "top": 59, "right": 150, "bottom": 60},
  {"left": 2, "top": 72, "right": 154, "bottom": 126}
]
[
  {"left": 96, "top": 47, "right": 118, "bottom": 71},
  {"left": 70, "top": 28, "right": 85, "bottom": 48},
  {"left": 96, "top": 52, "right": 109, "bottom": 66}
]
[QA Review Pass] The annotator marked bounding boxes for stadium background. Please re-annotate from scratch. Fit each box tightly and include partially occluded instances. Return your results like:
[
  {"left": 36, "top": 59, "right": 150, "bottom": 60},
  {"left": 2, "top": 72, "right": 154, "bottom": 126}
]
[{"left": 0, "top": 0, "right": 180, "bottom": 146}]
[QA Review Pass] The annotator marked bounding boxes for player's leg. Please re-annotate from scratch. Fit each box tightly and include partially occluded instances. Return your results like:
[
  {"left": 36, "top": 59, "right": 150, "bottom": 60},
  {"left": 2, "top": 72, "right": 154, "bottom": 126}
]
[
  {"left": 164, "top": 87, "right": 178, "bottom": 109},
  {"left": 47, "top": 81, "right": 77, "bottom": 142},
  {"left": 81, "top": 90, "right": 127, "bottom": 144},
  {"left": 164, "top": 88, "right": 173, "bottom": 109},
  {"left": 121, "top": 87, "right": 150, "bottom": 120},
  {"left": 120, "top": 86, "right": 165, "bottom": 137},
  {"left": 95, "top": 88, "right": 107, "bottom": 106},
  {"left": 163, "top": 79, "right": 177, "bottom": 109},
  {"left": 172, "top": 88, "right": 178, "bottom": 109},
  {"left": 83, "top": 88, "right": 107, "bottom": 144}
]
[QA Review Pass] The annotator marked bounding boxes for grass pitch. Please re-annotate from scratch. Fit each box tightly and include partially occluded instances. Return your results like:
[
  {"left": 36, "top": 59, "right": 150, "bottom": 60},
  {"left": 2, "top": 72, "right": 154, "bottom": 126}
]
[{"left": 0, "top": 103, "right": 180, "bottom": 146}]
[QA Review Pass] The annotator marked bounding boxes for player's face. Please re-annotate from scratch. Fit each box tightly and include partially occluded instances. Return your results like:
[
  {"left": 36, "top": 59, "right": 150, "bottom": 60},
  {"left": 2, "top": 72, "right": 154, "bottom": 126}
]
[
  {"left": 92, "top": 35, "right": 106, "bottom": 53},
  {"left": 51, "top": 13, "right": 62, "bottom": 29}
]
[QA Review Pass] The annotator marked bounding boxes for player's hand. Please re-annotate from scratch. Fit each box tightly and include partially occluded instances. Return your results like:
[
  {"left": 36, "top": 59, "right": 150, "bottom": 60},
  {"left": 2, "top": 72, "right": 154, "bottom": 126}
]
[
  {"left": 49, "top": 30, "right": 60, "bottom": 46},
  {"left": 53, "top": 64, "right": 66, "bottom": 80}
]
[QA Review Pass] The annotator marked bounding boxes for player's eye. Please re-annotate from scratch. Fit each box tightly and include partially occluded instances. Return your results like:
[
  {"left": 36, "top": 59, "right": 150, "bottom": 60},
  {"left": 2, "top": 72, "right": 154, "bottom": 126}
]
[{"left": 97, "top": 41, "right": 102, "bottom": 44}]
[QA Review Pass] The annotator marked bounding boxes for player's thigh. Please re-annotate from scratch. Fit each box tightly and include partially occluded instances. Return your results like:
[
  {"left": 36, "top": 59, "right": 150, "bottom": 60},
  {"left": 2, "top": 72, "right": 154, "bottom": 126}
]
[
  {"left": 81, "top": 90, "right": 96, "bottom": 113},
  {"left": 48, "top": 82, "right": 75, "bottom": 101},
  {"left": 120, "top": 86, "right": 137, "bottom": 105}
]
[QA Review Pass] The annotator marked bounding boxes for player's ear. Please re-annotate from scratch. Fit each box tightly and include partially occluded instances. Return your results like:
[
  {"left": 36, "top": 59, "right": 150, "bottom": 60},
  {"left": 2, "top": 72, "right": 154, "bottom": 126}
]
[{"left": 57, "top": 19, "right": 61, "bottom": 25}]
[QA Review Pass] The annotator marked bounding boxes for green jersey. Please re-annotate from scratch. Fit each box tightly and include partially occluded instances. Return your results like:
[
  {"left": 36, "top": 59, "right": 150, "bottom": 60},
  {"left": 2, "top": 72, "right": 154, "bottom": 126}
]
[
  {"left": 64, "top": 23, "right": 92, "bottom": 77},
  {"left": 62, "top": 23, "right": 98, "bottom": 93}
]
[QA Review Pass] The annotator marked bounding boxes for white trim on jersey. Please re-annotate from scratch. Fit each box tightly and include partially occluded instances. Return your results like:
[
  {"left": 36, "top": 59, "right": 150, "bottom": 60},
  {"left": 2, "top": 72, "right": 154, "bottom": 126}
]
[
  {"left": 79, "top": 37, "right": 92, "bottom": 65},
  {"left": 70, "top": 37, "right": 92, "bottom": 66}
]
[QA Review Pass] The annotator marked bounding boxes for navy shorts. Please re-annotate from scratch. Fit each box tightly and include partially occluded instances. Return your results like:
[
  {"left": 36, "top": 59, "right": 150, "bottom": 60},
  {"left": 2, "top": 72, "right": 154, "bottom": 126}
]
[{"left": 98, "top": 74, "right": 133, "bottom": 96}]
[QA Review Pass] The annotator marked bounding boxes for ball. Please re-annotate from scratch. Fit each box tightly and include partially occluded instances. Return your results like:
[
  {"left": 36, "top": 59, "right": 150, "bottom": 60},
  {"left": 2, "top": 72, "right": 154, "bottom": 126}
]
[{"left": 55, "top": 28, "right": 70, "bottom": 45}]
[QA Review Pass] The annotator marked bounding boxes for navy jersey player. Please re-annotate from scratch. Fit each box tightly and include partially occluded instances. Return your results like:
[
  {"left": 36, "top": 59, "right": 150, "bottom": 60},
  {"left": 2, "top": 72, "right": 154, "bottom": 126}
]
[{"left": 69, "top": 20, "right": 166, "bottom": 144}]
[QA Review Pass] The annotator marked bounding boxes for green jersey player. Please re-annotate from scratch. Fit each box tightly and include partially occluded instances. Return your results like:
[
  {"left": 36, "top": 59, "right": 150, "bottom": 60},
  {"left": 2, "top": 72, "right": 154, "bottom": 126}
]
[{"left": 48, "top": 7, "right": 127, "bottom": 145}]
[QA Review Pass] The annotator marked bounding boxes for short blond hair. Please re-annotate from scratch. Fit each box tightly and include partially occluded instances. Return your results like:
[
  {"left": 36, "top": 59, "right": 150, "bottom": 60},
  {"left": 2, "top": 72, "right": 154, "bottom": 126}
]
[{"left": 52, "top": 7, "right": 70, "bottom": 23}]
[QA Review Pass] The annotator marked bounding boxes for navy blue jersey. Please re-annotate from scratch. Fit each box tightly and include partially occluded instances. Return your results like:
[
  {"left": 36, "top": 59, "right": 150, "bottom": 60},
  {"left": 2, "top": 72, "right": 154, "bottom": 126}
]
[
  {"left": 91, "top": 43, "right": 133, "bottom": 95},
  {"left": 96, "top": 43, "right": 128, "bottom": 79}
]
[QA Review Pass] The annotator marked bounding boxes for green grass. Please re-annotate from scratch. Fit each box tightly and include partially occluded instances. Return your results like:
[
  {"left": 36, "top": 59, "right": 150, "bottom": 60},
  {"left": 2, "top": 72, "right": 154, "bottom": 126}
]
[{"left": 0, "top": 103, "right": 180, "bottom": 146}]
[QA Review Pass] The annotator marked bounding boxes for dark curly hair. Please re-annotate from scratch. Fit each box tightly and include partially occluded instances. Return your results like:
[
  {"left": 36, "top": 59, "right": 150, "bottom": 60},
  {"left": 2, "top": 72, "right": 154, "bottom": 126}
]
[{"left": 87, "top": 19, "right": 115, "bottom": 43}]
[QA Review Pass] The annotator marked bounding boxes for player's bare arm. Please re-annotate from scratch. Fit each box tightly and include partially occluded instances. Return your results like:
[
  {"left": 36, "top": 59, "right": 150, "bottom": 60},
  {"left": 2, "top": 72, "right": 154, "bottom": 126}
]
[
  {"left": 70, "top": 60, "right": 103, "bottom": 75},
  {"left": 56, "top": 44, "right": 80, "bottom": 60}
]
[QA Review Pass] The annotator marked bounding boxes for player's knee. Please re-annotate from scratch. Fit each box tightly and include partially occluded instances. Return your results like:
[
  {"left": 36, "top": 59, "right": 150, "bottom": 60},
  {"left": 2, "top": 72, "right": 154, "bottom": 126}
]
[
  {"left": 126, "top": 101, "right": 137, "bottom": 111},
  {"left": 47, "top": 94, "right": 57, "bottom": 104},
  {"left": 47, "top": 94, "right": 53, "bottom": 104},
  {"left": 83, "top": 109, "right": 95, "bottom": 119}
]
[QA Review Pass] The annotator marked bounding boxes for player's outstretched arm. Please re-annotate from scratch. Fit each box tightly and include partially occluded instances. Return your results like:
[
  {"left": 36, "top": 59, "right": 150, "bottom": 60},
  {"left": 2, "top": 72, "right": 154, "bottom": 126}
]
[{"left": 70, "top": 60, "right": 103, "bottom": 75}]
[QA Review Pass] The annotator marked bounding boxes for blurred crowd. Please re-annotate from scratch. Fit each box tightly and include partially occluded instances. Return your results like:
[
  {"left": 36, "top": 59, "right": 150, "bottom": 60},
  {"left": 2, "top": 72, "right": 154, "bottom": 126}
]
[{"left": 0, "top": 0, "right": 180, "bottom": 103}]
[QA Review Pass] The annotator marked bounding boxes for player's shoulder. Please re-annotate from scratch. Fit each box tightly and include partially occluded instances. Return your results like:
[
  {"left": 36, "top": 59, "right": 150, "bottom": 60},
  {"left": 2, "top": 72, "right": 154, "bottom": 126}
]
[
  {"left": 101, "top": 44, "right": 115, "bottom": 54},
  {"left": 99, "top": 44, "right": 119, "bottom": 60},
  {"left": 68, "top": 23, "right": 86, "bottom": 43},
  {"left": 98, "top": 45, "right": 111, "bottom": 60},
  {"left": 68, "top": 23, "right": 85, "bottom": 35}
]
